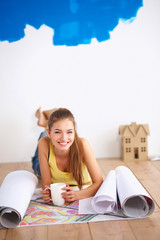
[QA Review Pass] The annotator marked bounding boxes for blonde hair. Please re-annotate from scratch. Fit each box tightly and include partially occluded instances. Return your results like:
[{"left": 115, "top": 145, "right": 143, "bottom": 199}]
[{"left": 48, "top": 108, "right": 83, "bottom": 189}]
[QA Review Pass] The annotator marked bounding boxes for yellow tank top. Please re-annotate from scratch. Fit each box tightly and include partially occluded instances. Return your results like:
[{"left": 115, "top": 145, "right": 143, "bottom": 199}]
[{"left": 48, "top": 142, "right": 92, "bottom": 185}]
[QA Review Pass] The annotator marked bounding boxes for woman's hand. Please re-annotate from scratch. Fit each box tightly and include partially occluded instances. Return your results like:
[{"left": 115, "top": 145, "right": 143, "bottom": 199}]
[
  {"left": 61, "top": 184, "right": 78, "bottom": 202},
  {"left": 41, "top": 186, "right": 51, "bottom": 203}
]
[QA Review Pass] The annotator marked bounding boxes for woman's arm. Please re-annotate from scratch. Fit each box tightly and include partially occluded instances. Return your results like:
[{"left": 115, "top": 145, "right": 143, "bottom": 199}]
[
  {"left": 38, "top": 136, "right": 52, "bottom": 202},
  {"left": 62, "top": 138, "right": 103, "bottom": 202}
]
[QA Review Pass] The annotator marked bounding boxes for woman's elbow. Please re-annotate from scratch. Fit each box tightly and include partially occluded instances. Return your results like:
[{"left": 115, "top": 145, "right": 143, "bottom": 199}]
[{"left": 94, "top": 177, "right": 103, "bottom": 189}]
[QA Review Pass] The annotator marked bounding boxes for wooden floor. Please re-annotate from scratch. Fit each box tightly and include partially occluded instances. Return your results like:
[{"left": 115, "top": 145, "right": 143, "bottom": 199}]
[{"left": 1, "top": 158, "right": 160, "bottom": 240}]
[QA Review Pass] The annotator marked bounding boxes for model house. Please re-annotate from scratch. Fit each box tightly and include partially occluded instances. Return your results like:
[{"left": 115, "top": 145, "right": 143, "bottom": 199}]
[{"left": 119, "top": 122, "right": 150, "bottom": 161}]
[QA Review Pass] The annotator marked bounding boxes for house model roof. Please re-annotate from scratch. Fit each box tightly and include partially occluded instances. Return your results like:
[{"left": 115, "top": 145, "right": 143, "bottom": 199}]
[{"left": 119, "top": 122, "right": 150, "bottom": 137}]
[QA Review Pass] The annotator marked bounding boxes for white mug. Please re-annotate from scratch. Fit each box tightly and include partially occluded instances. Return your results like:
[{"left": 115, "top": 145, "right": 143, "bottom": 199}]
[{"left": 44, "top": 183, "right": 66, "bottom": 206}]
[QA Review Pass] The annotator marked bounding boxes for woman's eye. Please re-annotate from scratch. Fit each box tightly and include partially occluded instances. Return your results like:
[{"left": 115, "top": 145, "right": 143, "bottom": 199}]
[{"left": 68, "top": 131, "right": 73, "bottom": 134}]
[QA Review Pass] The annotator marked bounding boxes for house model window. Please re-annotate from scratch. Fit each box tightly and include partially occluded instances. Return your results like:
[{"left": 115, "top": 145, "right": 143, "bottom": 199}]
[
  {"left": 119, "top": 122, "right": 150, "bottom": 161},
  {"left": 126, "top": 148, "right": 131, "bottom": 153},
  {"left": 141, "top": 138, "right": 146, "bottom": 143},
  {"left": 141, "top": 147, "right": 146, "bottom": 152},
  {"left": 125, "top": 138, "right": 131, "bottom": 143}
]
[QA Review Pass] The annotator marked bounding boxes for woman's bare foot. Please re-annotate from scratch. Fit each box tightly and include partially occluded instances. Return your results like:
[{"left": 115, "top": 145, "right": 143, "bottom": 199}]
[
  {"left": 35, "top": 107, "right": 48, "bottom": 128},
  {"left": 43, "top": 108, "right": 58, "bottom": 119}
]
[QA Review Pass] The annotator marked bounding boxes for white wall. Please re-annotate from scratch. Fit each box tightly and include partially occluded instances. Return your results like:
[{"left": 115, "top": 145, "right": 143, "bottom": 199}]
[{"left": 0, "top": 0, "right": 160, "bottom": 163}]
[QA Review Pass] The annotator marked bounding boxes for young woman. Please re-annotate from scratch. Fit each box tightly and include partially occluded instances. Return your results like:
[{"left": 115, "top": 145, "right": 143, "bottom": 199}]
[{"left": 34, "top": 107, "right": 103, "bottom": 203}]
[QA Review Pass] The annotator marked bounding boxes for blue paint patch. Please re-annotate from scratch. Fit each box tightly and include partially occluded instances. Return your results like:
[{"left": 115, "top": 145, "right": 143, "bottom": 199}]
[{"left": 0, "top": 0, "right": 143, "bottom": 46}]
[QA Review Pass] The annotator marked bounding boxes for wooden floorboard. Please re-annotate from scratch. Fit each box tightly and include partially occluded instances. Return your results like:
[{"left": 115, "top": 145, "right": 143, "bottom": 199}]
[
  {"left": 6, "top": 226, "right": 48, "bottom": 240},
  {"left": 89, "top": 220, "right": 136, "bottom": 240},
  {"left": 128, "top": 212, "right": 160, "bottom": 240},
  {"left": 0, "top": 159, "right": 160, "bottom": 240},
  {"left": 48, "top": 223, "right": 92, "bottom": 240}
]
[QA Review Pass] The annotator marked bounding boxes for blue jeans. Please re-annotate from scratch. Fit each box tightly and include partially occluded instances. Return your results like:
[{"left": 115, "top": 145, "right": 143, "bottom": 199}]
[{"left": 32, "top": 131, "right": 48, "bottom": 177}]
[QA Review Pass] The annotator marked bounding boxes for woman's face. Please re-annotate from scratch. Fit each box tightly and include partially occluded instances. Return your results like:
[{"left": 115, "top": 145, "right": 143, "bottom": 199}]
[{"left": 48, "top": 118, "right": 75, "bottom": 152}]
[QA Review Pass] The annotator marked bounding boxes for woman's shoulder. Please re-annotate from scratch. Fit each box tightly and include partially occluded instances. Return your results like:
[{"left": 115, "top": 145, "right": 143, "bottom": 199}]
[
  {"left": 38, "top": 136, "right": 50, "bottom": 162},
  {"left": 79, "top": 137, "right": 90, "bottom": 149},
  {"left": 38, "top": 136, "right": 50, "bottom": 148},
  {"left": 79, "top": 138, "right": 95, "bottom": 163}
]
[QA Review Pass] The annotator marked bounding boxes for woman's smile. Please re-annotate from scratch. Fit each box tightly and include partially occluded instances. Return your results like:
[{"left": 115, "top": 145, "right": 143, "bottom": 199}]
[{"left": 58, "top": 141, "right": 70, "bottom": 147}]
